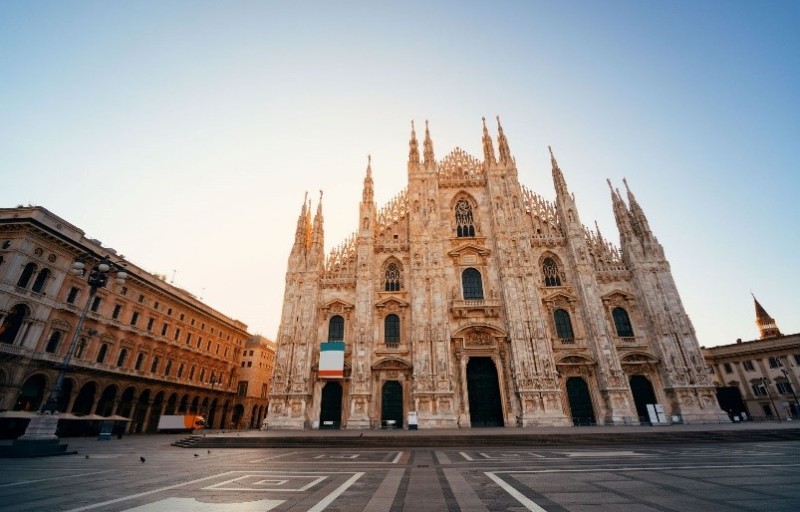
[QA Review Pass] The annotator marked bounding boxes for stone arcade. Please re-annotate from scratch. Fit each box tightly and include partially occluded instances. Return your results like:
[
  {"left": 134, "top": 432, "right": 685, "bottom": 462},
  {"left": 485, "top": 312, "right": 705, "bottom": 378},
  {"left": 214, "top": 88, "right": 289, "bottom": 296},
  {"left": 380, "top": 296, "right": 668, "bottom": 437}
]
[{"left": 266, "top": 118, "right": 726, "bottom": 429}]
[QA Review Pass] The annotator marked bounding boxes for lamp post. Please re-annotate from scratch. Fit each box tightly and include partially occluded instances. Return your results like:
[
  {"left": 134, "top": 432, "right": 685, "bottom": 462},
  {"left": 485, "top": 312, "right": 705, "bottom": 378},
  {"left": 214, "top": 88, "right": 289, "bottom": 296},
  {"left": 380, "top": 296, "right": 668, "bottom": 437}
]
[
  {"left": 760, "top": 377, "right": 781, "bottom": 423},
  {"left": 3, "top": 257, "right": 127, "bottom": 457},
  {"left": 779, "top": 358, "right": 800, "bottom": 419}
]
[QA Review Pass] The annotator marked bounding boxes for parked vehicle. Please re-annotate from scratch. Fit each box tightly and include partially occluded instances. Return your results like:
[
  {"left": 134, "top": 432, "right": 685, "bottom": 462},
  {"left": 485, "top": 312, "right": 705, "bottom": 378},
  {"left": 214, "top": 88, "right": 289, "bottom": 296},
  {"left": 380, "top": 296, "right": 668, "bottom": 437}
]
[{"left": 156, "top": 414, "right": 205, "bottom": 432}]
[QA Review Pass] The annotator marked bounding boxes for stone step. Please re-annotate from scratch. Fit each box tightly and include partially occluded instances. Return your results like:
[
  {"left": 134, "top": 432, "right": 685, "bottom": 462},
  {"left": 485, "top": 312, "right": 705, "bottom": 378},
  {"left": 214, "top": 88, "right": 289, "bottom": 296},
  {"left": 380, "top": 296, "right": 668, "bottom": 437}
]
[{"left": 172, "top": 428, "right": 800, "bottom": 449}]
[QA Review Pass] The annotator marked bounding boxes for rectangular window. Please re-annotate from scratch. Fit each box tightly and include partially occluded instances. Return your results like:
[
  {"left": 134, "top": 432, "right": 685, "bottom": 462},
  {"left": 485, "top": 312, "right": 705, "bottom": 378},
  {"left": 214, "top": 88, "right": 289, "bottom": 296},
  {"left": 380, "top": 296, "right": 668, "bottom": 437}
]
[
  {"left": 769, "top": 358, "right": 780, "bottom": 368},
  {"left": 66, "top": 287, "right": 79, "bottom": 304},
  {"left": 147, "top": 318, "right": 154, "bottom": 331},
  {"left": 167, "top": 308, "right": 172, "bottom": 316},
  {"left": 723, "top": 363, "right": 733, "bottom": 374},
  {"left": 752, "top": 383, "right": 767, "bottom": 396},
  {"left": 153, "top": 301, "right": 159, "bottom": 310},
  {"left": 777, "top": 381, "right": 794, "bottom": 395},
  {"left": 112, "top": 304, "right": 122, "bottom": 319},
  {"left": 161, "top": 324, "right": 168, "bottom": 336},
  {"left": 130, "top": 311, "right": 139, "bottom": 326},
  {"left": 261, "top": 383, "right": 268, "bottom": 399},
  {"left": 138, "top": 294, "right": 144, "bottom": 303},
  {"left": 174, "top": 328, "right": 181, "bottom": 341},
  {"left": 91, "top": 296, "right": 102, "bottom": 312},
  {"left": 120, "top": 286, "right": 127, "bottom": 296},
  {"left": 237, "top": 381, "right": 248, "bottom": 397},
  {"left": 742, "top": 360, "right": 755, "bottom": 371},
  {"left": 186, "top": 333, "right": 192, "bottom": 344},
  {"left": 180, "top": 313, "right": 185, "bottom": 321},
  {"left": 794, "top": 354, "right": 800, "bottom": 365},
  {"left": 150, "top": 357, "right": 159, "bottom": 373}
]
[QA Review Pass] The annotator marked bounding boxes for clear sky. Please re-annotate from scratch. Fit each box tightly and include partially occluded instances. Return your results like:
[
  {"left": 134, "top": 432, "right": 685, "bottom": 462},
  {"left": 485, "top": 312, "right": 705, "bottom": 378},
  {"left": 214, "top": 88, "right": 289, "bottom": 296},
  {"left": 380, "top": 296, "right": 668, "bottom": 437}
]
[{"left": 1, "top": 1, "right": 798, "bottom": 347}]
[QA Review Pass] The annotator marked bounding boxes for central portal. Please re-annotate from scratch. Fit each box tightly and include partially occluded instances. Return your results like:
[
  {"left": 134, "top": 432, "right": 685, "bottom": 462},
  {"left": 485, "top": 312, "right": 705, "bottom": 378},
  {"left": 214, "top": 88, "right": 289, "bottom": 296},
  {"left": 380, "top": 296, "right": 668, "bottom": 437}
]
[
  {"left": 466, "top": 357, "right": 504, "bottom": 427},
  {"left": 319, "top": 381, "right": 342, "bottom": 429}
]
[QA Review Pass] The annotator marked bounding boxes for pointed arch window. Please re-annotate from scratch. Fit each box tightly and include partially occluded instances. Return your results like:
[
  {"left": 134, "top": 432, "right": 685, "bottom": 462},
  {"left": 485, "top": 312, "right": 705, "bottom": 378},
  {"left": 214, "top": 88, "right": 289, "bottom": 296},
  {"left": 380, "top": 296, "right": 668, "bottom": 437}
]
[
  {"left": 45, "top": 330, "right": 62, "bottom": 354},
  {"left": 328, "top": 315, "right": 344, "bottom": 341},
  {"left": 455, "top": 199, "right": 476, "bottom": 237},
  {"left": 385, "top": 314, "right": 400, "bottom": 345},
  {"left": 462, "top": 268, "right": 484, "bottom": 300},
  {"left": 31, "top": 268, "right": 50, "bottom": 293},
  {"left": 542, "top": 258, "right": 562, "bottom": 287},
  {"left": 612, "top": 307, "right": 634, "bottom": 337},
  {"left": 554, "top": 309, "right": 574, "bottom": 340},
  {"left": 384, "top": 262, "right": 402, "bottom": 291},
  {"left": 17, "top": 262, "right": 36, "bottom": 288}
]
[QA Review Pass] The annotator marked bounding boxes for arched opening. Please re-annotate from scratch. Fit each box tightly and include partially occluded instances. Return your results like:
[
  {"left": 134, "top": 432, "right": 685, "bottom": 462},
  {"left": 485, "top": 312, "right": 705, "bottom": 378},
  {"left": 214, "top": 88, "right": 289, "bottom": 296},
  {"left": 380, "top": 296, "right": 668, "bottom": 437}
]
[
  {"left": 209, "top": 398, "right": 219, "bottom": 429},
  {"left": 629, "top": 375, "right": 658, "bottom": 424},
  {"left": 17, "top": 262, "right": 36, "bottom": 288},
  {"left": 612, "top": 307, "right": 634, "bottom": 337},
  {"left": 251, "top": 405, "right": 258, "bottom": 429},
  {"left": 0, "top": 304, "right": 30, "bottom": 345},
  {"left": 117, "top": 387, "right": 136, "bottom": 418},
  {"left": 566, "top": 377, "right": 596, "bottom": 426},
  {"left": 319, "top": 381, "right": 343, "bottom": 429},
  {"left": 57, "top": 378, "right": 74, "bottom": 413},
  {"left": 715, "top": 386, "right": 747, "bottom": 420},
  {"left": 147, "top": 391, "right": 164, "bottom": 432},
  {"left": 381, "top": 380, "right": 403, "bottom": 428},
  {"left": 134, "top": 389, "right": 151, "bottom": 433},
  {"left": 461, "top": 268, "right": 484, "bottom": 300},
  {"left": 45, "top": 330, "right": 62, "bottom": 354},
  {"left": 231, "top": 404, "right": 245, "bottom": 428},
  {"left": 328, "top": 315, "right": 344, "bottom": 341},
  {"left": 178, "top": 394, "right": 189, "bottom": 414},
  {"left": 95, "top": 385, "right": 118, "bottom": 416},
  {"left": 466, "top": 357, "right": 504, "bottom": 427},
  {"left": 15, "top": 374, "right": 47, "bottom": 411},
  {"left": 190, "top": 396, "right": 200, "bottom": 414},
  {"left": 72, "top": 382, "right": 98, "bottom": 415},
  {"left": 32, "top": 268, "right": 50, "bottom": 293},
  {"left": 165, "top": 393, "right": 178, "bottom": 415}
]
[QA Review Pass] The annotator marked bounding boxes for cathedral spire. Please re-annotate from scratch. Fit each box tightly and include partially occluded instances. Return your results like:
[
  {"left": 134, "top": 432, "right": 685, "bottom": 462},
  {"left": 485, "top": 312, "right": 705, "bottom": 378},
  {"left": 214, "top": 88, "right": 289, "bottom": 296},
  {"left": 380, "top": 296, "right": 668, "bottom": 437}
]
[
  {"left": 623, "top": 178, "right": 653, "bottom": 238},
  {"left": 608, "top": 180, "right": 634, "bottom": 238},
  {"left": 408, "top": 120, "right": 420, "bottom": 171},
  {"left": 753, "top": 293, "right": 782, "bottom": 339},
  {"left": 312, "top": 190, "right": 324, "bottom": 250},
  {"left": 294, "top": 192, "right": 310, "bottom": 249},
  {"left": 362, "top": 154, "right": 374, "bottom": 204},
  {"left": 549, "top": 146, "right": 570, "bottom": 198},
  {"left": 481, "top": 117, "right": 496, "bottom": 166},
  {"left": 496, "top": 116, "right": 512, "bottom": 165},
  {"left": 423, "top": 120, "right": 435, "bottom": 168}
]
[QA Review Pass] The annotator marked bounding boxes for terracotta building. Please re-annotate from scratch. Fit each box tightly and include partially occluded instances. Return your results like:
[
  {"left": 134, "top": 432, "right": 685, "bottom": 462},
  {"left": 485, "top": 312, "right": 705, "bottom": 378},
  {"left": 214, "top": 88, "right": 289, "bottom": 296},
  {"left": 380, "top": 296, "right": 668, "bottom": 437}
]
[
  {"left": 237, "top": 334, "right": 276, "bottom": 429},
  {"left": 266, "top": 119, "right": 726, "bottom": 430},
  {"left": 703, "top": 297, "right": 800, "bottom": 420},
  {"left": 0, "top": 206, "right": 258, "bottom": 435}
]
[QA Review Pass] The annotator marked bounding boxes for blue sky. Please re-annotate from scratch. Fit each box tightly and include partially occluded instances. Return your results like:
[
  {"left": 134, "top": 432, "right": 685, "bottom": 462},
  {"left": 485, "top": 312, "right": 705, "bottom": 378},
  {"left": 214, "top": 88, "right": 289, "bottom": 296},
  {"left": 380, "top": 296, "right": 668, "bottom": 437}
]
[{"left": 1, "top": 1, "right": 798, "bottom": 346}]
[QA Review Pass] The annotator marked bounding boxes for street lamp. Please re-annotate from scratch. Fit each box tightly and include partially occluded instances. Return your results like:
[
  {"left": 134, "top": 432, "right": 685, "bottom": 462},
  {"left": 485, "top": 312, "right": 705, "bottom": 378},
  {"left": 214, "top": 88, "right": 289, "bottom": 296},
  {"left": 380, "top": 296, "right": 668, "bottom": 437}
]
[
  {"left": 779, "top": 357, "right": 800, "bottom": 419},
  {"left": 759, "top": 377, "right": 781, "bottom": 423},
  {"left": 4, "top": 257, "right": 127, "bottom": 457}
]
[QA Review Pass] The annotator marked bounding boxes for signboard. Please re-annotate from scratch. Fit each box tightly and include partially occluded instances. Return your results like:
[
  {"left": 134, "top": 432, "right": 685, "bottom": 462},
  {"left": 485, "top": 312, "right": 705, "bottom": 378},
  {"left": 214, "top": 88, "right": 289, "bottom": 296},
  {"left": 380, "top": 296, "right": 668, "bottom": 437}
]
[
  {"left": 319, "top": 341, "right": 345, "bottom": 378},
  {"left": 646, "top": 404, "right": 668, "bottom": 424}
]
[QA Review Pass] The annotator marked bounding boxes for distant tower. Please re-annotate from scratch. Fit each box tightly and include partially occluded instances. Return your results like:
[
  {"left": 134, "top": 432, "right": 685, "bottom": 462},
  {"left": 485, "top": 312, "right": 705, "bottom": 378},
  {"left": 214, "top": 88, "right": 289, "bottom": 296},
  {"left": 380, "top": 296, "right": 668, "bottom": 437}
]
[{"left": 753, "top": 294, "right": 781, "bottom": 339}]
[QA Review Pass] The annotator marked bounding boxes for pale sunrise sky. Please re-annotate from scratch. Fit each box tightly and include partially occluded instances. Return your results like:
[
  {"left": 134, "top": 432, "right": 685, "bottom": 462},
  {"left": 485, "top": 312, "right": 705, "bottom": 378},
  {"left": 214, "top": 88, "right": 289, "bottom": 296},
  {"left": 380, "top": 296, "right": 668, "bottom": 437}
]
[{"left": 1, "top": 1, "right": 798, "bottom": 347}]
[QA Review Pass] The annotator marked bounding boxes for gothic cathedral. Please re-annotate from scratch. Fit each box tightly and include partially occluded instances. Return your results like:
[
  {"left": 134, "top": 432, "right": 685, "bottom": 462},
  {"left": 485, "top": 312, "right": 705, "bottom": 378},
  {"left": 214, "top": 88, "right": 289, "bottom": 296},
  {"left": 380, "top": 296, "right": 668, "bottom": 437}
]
[{"left": 266, "top": 118, "right": 726, "bottom": 429}]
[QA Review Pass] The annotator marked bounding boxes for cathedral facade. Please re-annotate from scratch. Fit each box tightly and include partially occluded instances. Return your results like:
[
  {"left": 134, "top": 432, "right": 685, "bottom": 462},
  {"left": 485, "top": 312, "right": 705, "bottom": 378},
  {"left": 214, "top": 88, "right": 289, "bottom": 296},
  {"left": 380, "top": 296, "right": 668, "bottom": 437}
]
[{"left": 266, "top": 119, "right": 726, "bottom": 430}]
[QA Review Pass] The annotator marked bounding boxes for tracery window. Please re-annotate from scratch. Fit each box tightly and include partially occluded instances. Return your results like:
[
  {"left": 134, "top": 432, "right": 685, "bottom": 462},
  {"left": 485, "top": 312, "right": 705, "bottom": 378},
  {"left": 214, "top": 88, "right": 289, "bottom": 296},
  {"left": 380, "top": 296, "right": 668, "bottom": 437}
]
[
  {"left": 328, "top": 315, "right": 344, "bottom": 341},
  {"left": 554, "top": 309, "right": 574, "bottom": 340},
  {"left": 461, "top": 268, "right": 484, "bottom": 300},
  {"left": 384, "top": 262, "right": 401, "bottom": 291},
  {"left": 612, "top": 307, "right": 634, "bottom": 337},
  {"left": 542, "top": 258, "right": 562, "bottom": 287},
  {"left": 455, "top": 199, "right": 476, "bottom": 237},
  {"left": 385, "top": 314, "right": 400, "bottom": 345}
]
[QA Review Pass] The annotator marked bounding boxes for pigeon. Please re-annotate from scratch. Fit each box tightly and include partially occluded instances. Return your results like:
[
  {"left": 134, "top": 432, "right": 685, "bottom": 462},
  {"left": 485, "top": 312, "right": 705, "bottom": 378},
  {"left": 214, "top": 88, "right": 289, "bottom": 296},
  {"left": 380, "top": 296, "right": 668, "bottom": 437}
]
[
  {"left": 207, "top": 450, "right": 211, "bottom": 454},
  {"left": 359, "top": 433, "right": 363, "bottom": 437},
  {"left": 140, "top": 457, "right": 146, "bottom": 463},
  {"left": 85, "top": 455, "right": 89, "bottom": 459}
]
